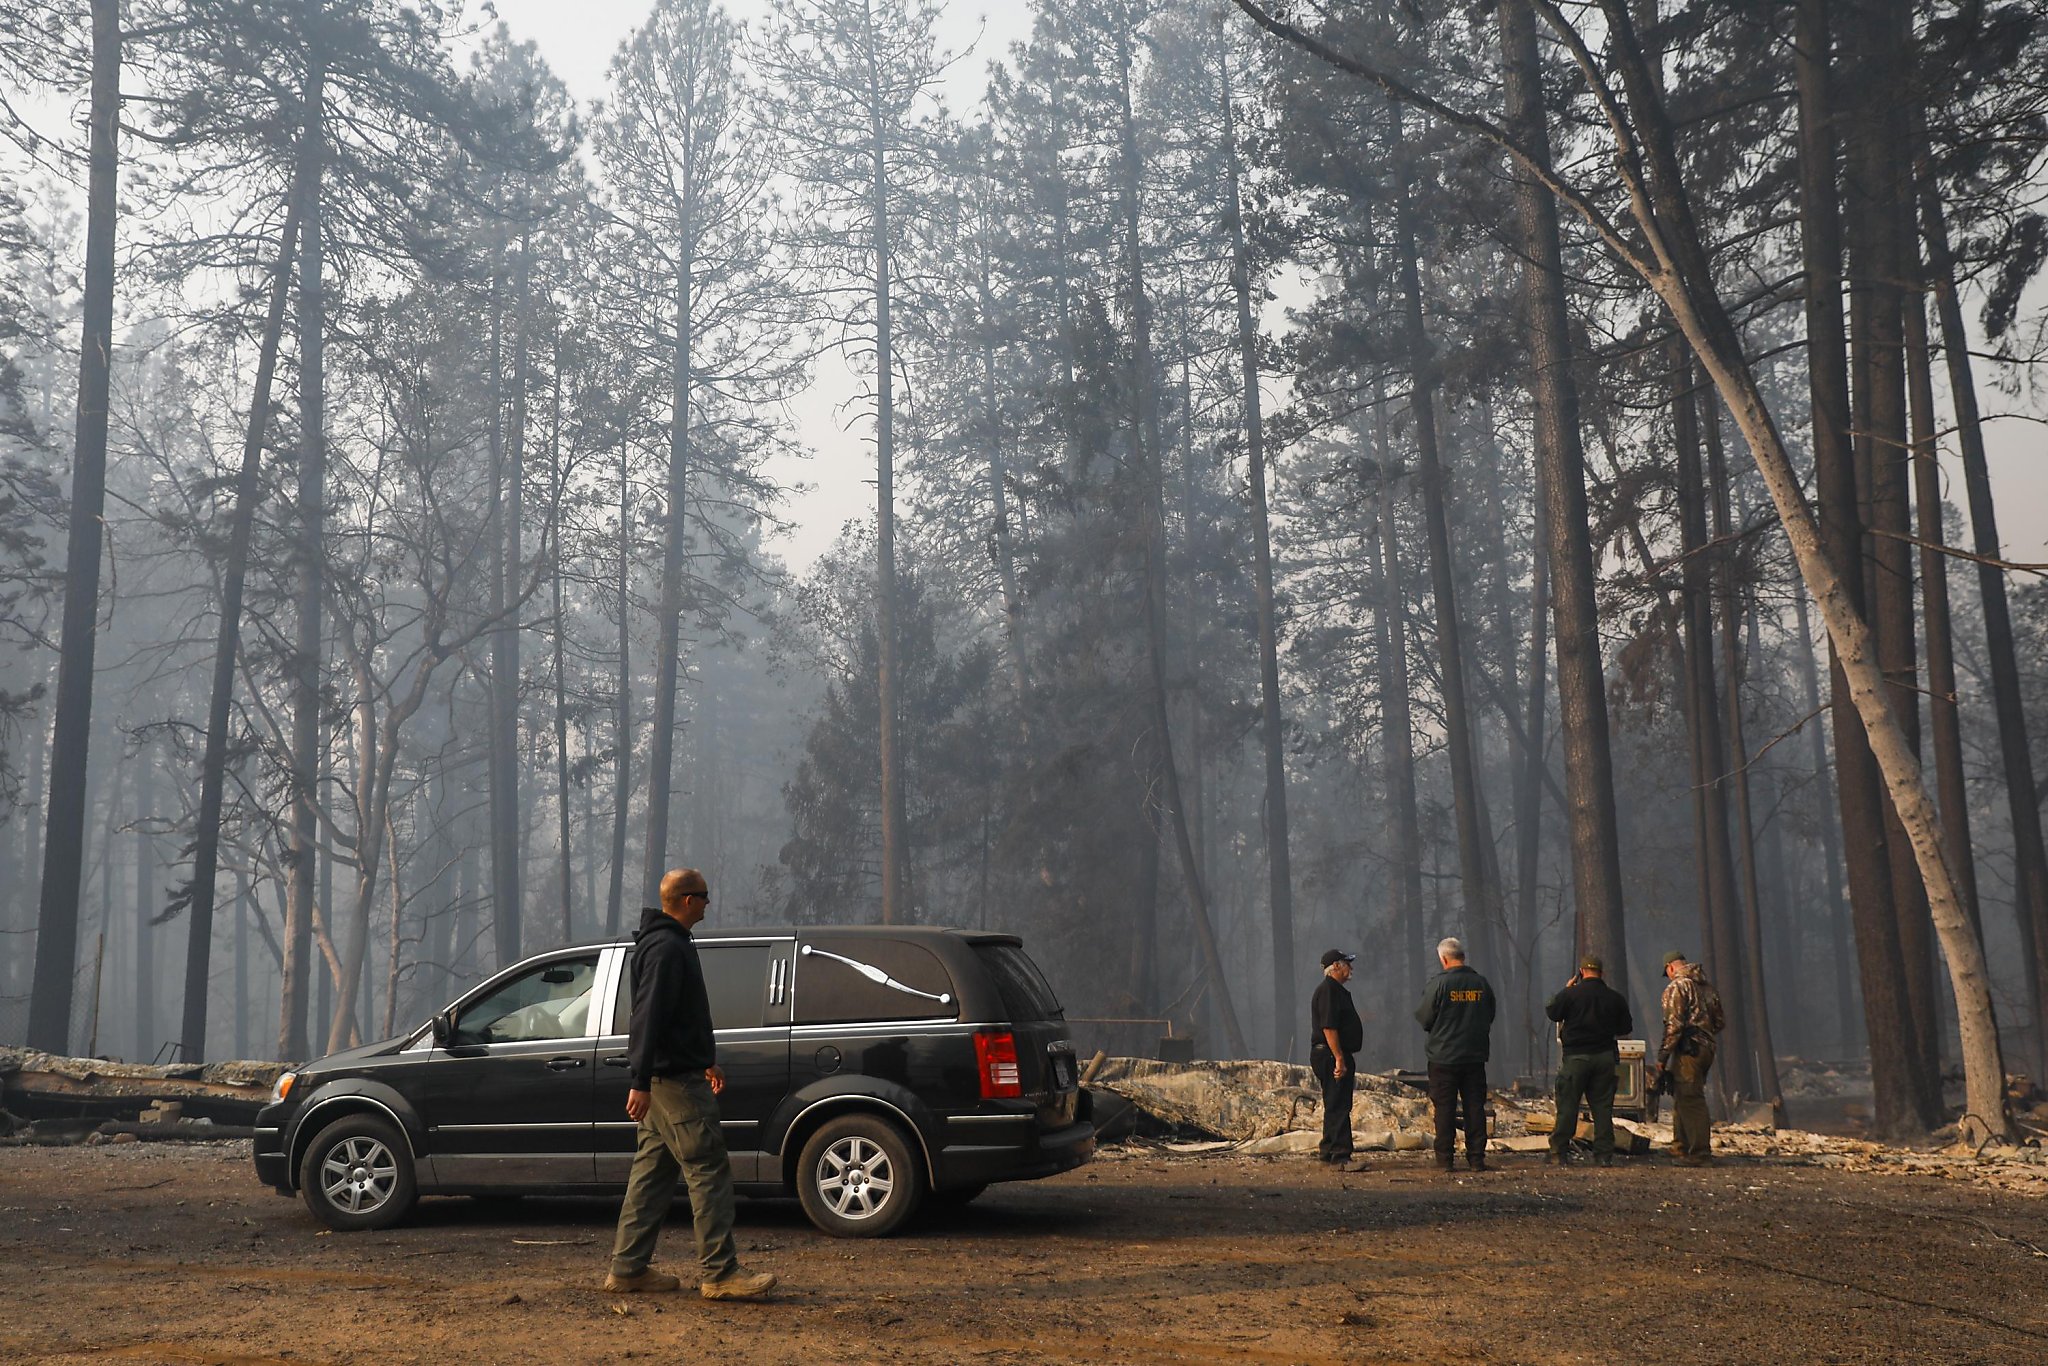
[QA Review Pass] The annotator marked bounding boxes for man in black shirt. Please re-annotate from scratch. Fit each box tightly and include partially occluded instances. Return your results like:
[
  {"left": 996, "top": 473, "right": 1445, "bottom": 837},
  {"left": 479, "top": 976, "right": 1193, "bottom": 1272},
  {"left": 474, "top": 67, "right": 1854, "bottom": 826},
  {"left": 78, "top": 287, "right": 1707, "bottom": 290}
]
[
  {"left": 1309, "top": 949, "right": 1363, "bottom": 1164},
  {"left": 1543, "top": 955, "right": 1634, "bottom": 1166},
  {"left": 604, "top": 868, "right": 776, "bottom": 1301}
]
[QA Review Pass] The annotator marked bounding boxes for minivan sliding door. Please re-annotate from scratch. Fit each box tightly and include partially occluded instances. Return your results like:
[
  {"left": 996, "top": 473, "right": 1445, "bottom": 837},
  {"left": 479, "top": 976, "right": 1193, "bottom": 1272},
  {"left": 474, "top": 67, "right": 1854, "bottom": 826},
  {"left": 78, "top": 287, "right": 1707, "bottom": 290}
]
[{"left": 594, "top": 938, "right": 792, "bottom": 1184}]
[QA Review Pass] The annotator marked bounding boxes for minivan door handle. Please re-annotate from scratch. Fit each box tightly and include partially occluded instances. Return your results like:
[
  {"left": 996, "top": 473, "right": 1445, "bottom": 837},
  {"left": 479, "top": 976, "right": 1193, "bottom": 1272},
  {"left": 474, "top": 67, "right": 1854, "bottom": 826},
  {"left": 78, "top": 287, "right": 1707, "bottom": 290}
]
[
  {"left": 545, "top": 1057, "right": 586, "bottom": 1071},
  {"left": 601, "top": 1055, "right": 630, "bottom": 1068}
]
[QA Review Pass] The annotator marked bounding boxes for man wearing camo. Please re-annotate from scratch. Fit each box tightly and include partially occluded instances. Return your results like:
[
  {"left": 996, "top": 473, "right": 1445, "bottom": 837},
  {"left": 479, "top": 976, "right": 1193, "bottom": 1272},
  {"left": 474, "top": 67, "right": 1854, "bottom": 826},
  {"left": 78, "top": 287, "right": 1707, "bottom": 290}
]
[{"left": 1657, "top": 951, "right": 1725, "bottom": 1167}]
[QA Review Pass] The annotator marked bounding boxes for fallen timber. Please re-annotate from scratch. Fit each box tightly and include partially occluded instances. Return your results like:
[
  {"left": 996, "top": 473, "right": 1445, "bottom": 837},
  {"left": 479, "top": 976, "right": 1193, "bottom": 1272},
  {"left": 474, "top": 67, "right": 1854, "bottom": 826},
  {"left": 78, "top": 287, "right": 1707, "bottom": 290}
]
[
  {"left": 1082, "top": 1058, "right": 2048, "bottom": 1197},
  {"left": 0, "top": 1046, "right": 284, "bottom": 1127}
]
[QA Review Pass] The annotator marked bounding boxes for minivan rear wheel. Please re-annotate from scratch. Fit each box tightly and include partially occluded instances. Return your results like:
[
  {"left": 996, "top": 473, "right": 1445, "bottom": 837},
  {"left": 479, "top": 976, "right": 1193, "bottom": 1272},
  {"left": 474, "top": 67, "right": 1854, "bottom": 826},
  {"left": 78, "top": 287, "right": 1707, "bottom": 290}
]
[
  {"left": 299, "top": 1114, "right": 417, "bottom": 1232},
  {"left": 795, "top": 1113, "right": 923, "bottom": 1238}
]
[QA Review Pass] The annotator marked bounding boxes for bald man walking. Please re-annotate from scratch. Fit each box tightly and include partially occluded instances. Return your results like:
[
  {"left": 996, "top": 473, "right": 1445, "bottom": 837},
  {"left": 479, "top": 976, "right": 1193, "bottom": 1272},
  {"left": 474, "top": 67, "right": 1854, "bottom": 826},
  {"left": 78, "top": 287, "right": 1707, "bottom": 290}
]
[{"left": 602, "top": 868, "right": 776, "bottom": 1301}]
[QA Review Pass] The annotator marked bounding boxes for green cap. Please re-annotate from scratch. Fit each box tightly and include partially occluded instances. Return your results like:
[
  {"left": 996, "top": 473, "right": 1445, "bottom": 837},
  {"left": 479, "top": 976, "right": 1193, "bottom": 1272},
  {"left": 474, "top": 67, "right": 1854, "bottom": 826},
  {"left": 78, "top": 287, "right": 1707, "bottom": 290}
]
[
  {"left": 1580, "top": 955, "right": 1604, "bottom": 974},
  {"left": 1663, "top": 950, "right": 1688, "bottom": 966}
]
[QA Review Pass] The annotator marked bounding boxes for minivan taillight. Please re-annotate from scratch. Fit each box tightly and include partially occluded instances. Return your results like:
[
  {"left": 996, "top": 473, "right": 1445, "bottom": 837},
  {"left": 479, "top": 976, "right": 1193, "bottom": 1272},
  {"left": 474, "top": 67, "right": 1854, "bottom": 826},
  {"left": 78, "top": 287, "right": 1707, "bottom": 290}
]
[{"left": 974, "top": 1030, "right": 1023, "bottom": 1099}]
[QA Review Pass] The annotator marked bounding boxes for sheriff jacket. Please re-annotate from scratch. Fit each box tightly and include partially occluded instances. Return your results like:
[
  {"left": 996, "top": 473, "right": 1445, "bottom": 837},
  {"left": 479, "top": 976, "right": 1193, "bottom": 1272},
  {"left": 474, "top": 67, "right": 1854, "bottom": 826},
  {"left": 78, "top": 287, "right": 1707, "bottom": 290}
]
[{"left": 1416, "top": 964, "right": 1497, "bottom": 1066}]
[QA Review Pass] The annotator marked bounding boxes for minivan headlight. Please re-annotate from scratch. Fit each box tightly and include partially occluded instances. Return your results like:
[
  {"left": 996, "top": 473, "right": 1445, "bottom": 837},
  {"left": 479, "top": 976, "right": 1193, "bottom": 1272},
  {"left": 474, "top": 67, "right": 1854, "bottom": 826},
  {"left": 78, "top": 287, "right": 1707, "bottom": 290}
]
[{"left": 269, "top": 1071, "right": 297, "bottom": 1105}]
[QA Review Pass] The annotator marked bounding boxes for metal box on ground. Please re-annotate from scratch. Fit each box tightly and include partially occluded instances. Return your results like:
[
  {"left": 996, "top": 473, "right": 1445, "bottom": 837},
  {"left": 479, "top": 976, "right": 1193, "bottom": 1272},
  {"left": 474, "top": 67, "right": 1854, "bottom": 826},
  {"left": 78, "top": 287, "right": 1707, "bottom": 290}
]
[{"left": 1615, "top": 1039, "right": 1651, "bottom": 1122}]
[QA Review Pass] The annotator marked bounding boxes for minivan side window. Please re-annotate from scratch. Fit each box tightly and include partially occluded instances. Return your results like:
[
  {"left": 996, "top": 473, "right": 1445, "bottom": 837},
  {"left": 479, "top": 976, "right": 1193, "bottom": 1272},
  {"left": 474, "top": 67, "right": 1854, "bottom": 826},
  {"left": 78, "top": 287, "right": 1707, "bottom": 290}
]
[
  {"left": 793, "top": 936, "right": 957, "bottom": 1025},
  {"left": 454, "top": 955, "right": 600, "bottom": 1045},
  {"left": 610, "top": 942, "right": 775, "bottom": 1034}
]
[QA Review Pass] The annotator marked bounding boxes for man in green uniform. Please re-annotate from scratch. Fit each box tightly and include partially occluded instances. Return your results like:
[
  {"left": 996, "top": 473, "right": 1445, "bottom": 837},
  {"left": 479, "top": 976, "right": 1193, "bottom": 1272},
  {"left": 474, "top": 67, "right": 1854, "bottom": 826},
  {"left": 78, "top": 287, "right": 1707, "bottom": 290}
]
[
  {"left": 1657, "top": 950, "right": 1725, "bottom": 1166},
  {"left": 603, "top": 868, "right": 777, "bottom": 1300},
  {"left": 1543, "top": 955, "right": 1633, "bottom": 1166},
  {"left": 1416, "top": 937, "right": 1496, "bottom": 1172}
]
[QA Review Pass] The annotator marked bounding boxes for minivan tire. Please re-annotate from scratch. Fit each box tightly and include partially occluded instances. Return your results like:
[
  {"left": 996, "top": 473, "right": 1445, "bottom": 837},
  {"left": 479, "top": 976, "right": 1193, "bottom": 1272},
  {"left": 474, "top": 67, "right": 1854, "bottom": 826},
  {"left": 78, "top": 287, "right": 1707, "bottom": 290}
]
[
  {"left": 299, "top": 1114, "right": 417, "bottom": 1232},
  {"left": 795, "top": 1112, "right": 924, "bottom": 1238}
]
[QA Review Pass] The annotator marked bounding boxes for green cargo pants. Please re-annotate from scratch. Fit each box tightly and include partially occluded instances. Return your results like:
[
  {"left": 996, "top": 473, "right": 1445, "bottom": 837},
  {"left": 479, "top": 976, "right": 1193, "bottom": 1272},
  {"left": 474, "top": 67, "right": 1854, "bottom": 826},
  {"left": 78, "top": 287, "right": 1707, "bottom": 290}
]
[
  {"left": 1550, "top": 1048, "right": 1620, "bottom": 1159},
  {"left": 1671, "top": 1038, "right": 1717, "bottom": 1159},
  {"left": 608, "top": 1075, "right": 740, "bottom": 1282}
]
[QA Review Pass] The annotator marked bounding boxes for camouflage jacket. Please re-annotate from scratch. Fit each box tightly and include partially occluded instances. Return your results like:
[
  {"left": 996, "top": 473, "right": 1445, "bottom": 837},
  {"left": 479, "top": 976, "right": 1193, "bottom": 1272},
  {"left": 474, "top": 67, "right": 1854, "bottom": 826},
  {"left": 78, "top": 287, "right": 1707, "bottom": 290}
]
[{"left": 1660, "top": 962, "right": 1725, "bottom": 1058}]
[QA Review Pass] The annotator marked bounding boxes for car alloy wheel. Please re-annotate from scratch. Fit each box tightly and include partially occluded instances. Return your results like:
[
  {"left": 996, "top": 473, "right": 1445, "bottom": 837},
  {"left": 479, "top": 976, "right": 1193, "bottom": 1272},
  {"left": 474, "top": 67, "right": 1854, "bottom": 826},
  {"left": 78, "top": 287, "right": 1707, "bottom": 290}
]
[
  {"left": 817, "top": 1133, "right": 895, "bottom": 1221},
  {"left": 321, "top": 1134, "right": 399, "bottom": 1216},
  {"left": 299, "top": 1113, "right": 418, "bottom": 1232},
  {"left": 795, "top": 1113, "right": 923, "bottom": 1238}
]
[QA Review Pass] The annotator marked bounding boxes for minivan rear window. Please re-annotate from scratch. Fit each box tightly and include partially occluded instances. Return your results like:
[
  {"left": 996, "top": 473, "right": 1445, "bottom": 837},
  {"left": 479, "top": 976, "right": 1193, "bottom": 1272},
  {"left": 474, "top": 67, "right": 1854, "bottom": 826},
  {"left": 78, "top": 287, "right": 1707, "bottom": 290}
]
[{"left": 973, "top": 944, "right": 1063, "bottom": 1021}]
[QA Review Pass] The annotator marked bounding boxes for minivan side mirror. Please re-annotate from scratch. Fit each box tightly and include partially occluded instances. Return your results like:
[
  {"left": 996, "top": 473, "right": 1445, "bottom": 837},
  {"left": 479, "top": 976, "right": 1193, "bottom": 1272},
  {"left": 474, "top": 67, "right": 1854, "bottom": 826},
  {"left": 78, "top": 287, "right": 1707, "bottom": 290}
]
[{"left": 430, "top": 1011, "right": 453, "bottom": 1048}]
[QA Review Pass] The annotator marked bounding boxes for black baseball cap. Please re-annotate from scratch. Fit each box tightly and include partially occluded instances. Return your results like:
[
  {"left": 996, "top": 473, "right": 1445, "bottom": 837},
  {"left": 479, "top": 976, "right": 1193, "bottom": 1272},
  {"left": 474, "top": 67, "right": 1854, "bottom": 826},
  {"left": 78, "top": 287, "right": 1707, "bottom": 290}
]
[{"left": 1320, "top": 949, "right": 1357, "bottom": 968}]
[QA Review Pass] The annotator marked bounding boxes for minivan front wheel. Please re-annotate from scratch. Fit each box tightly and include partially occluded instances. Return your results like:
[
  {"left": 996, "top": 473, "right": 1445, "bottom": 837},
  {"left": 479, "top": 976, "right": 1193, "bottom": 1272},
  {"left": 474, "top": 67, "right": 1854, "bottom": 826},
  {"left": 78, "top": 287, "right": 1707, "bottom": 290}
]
[
  {"left": 796, "top": 1113, "right": 924, "bottom": 1238},
  {"left": 299, "top": 1114, "right": 417, "bottom": 1232}
]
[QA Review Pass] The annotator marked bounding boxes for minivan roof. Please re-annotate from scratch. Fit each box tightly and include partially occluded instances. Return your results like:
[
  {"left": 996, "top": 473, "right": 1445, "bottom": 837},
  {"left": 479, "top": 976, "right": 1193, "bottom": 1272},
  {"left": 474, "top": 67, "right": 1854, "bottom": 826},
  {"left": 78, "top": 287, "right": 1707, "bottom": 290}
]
[{"left": 566, "top": 924, "right": 1025, "bottom": 952}]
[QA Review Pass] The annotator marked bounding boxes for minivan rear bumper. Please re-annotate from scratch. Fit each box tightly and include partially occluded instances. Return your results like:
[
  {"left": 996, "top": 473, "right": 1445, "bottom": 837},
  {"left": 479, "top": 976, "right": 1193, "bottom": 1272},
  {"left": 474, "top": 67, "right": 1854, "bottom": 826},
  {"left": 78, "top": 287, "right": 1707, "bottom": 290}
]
[{"left": 935, "top": 1113, "right": 1096, "bottom": 1190}]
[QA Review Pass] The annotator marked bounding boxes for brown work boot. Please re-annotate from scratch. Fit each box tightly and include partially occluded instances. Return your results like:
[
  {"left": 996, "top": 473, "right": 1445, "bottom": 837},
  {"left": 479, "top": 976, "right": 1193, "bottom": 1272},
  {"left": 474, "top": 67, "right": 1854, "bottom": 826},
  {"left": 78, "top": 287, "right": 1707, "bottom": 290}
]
[
  {"left": 602, "top": 1267, "right": 682, "bottom": 1294},
  {"left": 1679, "top": 1153, "right": 1717, "bottom": 1168},
  {"left": 701, "top": 1268, "right": 777, "bottom": 1301}
]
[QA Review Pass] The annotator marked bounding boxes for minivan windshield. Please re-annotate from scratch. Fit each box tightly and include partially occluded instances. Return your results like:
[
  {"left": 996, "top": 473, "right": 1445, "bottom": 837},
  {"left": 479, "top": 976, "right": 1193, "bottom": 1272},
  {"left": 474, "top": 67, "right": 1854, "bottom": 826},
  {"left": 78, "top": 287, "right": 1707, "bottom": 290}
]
[{"left": 973, "top": 943, "right": 1063, "bottom": 1021}]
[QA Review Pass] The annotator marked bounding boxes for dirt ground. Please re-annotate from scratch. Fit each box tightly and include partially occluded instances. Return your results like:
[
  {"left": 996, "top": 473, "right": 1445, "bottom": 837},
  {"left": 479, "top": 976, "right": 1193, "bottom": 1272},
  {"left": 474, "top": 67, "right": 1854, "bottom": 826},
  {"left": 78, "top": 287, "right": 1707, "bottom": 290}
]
[{"left": 2, "top": 1140, "right": 2045, "bottom": 1365}]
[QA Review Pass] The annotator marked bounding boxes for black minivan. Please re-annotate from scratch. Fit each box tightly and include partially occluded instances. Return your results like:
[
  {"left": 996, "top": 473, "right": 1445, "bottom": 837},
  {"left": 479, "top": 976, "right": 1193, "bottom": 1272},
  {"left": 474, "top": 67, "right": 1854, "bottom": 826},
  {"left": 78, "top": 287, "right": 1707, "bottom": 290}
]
[{"left": 252, "top": 926, "right": 1093, "bottom": 1238}]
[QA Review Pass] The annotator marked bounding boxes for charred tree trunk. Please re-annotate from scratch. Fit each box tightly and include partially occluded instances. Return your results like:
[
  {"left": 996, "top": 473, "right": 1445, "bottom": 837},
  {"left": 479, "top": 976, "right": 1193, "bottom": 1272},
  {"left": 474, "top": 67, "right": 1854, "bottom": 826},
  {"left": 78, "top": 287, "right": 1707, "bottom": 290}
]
[
  {"left": 180, "top": 129, "right": 308, "bottom": 1061},
  {"left": 607, "top": 454, "right": 632, "bottom": 936},
  {"left": 1704, "top": 393, "right": 1783, "bottom": 1111},
  {"left": 1218, "top": 38, "right": 1296, "bottom": 1057},
  {"left": 1496, "top": 0, "right": 1630, "bottom": 1002},
  {"left": 581, "top": 729, "right": 598, "bottom": 938},
  {"left": 1794, "top": 0, "right": 1932, "bottom": 1132},
  {"left": 313, "top": 753, "right": 329, "bottom": 1056},
  {"left": 1387, "top": 104, "right": 1503, "bottom": 975},
  {"left": 16, "top": 699, "right": 44, "bottom": 1013},
  {"left": 1844, "top": 0, "right": 1939, "bottom": 1108},
  {"left": 1789, "top": 580, "right": 1860, "bottom": 1054},
  {"left": 134, "top": 741, "right": 155, "bottom": 1060},
  {"left": 972, "top": 180, "right": 1031, "bottom": 717},
  {"left": 504, "top": 240, "right": 532, "bottom": 937},
  {"left": 864, "top": 1, "right": 909, "bottom": 925},
  {"left": 1746, "top": 591, "right": 1801, "bottom": 1055},
  {"left": 1477, "top": 418, "right": 1529, "bottom": 1056},
  {"left": 642, "top": 219, "right": 694, "bottom": 903},
  {"left": 1114, "top": 19, "right": 1244, "bottom": 1056},
  {"left": 484, "top": 230, "right": 519, "bottom": 969},
  {"left": 328, "top": 668, "right": 375, "bottom": 1050},
  {"left": 1673, "top": 355, "right": 1753, "bottom": 1098},
  {"left": 1904, "top": 271, "right": 1982, "bottom": 952},
  {"left": 1513, "top": 478, "right": 1550, "bottom": 1077},
  {"left": 421, "top": 764, "right": 454, "bottom": 1012},
  {"left": 1367, "top": 397, "right": 1426, "bottom": 1019},
  {"left": 28, "top": 0, "right": 120, "bottom": 1054},
  {"left": 232, "top": 868, "right": 249, "bottom": 1061},
  {"left": 280, "top": 46, "right": 329, "bottom": 1062},
  {"left": 548, "top": 336, "right": 573, "bottom": 947},
  {"left": 1916, "top": 116, "right": 2048, "bottom": 1078}
]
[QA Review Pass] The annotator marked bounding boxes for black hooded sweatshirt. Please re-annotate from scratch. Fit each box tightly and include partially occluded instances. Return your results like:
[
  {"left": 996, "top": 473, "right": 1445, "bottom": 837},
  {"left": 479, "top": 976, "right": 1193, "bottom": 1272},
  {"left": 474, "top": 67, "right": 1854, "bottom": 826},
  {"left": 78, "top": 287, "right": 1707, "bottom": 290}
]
[{"left": 627, "top": 906, "right": 717, "bottom": 1090}]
